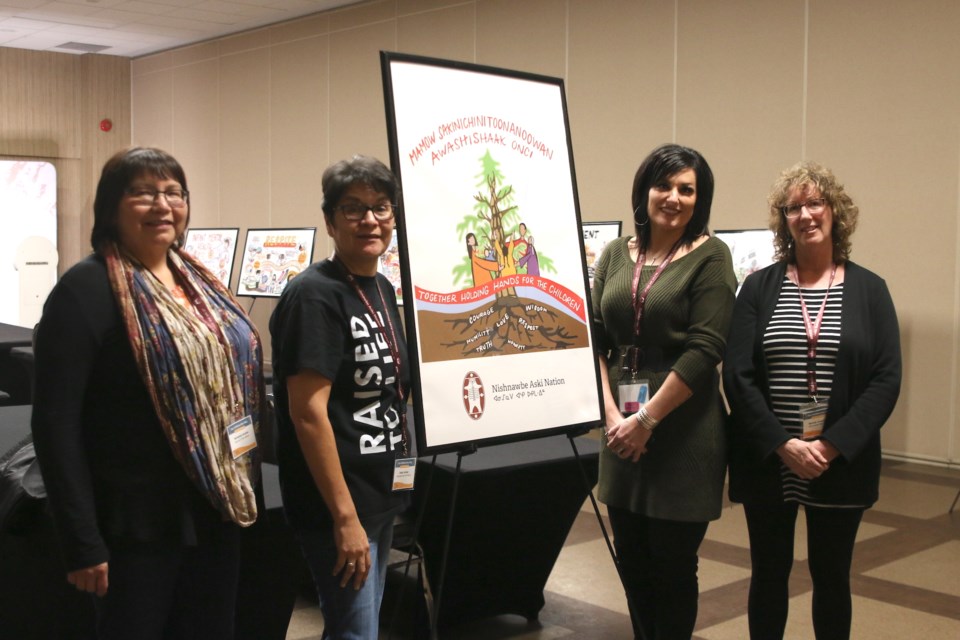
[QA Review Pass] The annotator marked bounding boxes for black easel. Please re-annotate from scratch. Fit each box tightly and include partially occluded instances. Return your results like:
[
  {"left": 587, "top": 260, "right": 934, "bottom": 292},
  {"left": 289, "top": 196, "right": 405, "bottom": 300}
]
[{"left": 427, "top": 443, "right": 477, "bottom": 639}]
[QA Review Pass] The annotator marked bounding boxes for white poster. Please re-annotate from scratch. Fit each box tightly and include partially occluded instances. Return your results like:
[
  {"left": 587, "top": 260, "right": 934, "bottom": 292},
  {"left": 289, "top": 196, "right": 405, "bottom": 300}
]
[
  {"left": 0, "top": 160, "right": 58, "bottom": 327},
  {"left": 383, "top": 53, "right": 603, "bottom": 453},
  {"left": 183, "top": 227, "right": 239, "bottom": 288},
  {"left": 378, "top": 229, "right": 403, "bottom": 305},
  {"left": 715, "top": 228, "right": 777, "bottom": 294},
  {"left": 235, "top": 228, "right": 316, "bottom": 298}
]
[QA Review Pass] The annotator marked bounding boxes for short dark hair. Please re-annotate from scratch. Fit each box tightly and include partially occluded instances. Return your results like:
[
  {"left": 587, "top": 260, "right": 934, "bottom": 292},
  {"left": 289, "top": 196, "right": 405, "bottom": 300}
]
[
  {"left": 631, "top": 144, "right": 714, "bottom": 249},
  {"left": 767, "top": 161, "right": 858, "bottom": 263},
  {"left": 91, "top": 147, "right": 189, "bottom": 253},
  {"left": 321, "top": 155, "right": 399, "bottom": 223}
]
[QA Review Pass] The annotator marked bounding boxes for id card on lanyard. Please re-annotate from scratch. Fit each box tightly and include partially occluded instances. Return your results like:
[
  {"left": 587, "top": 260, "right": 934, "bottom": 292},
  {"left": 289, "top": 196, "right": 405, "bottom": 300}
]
[
  {"left": 790, "top": 263, "right": 836, "bottom": 441},
  {"left": 617, "top": 239, "right": 681, "bottom": 413}
]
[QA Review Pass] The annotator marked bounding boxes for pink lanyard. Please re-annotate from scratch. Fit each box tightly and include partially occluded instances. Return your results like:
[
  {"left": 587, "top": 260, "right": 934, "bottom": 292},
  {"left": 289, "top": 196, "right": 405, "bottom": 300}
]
[
  {"left": 626, "top": 238, "right": 682, "bottom": 372},
  {"left": 334, "top": 257, "right": 409, "bottom": 456},
  {"left": 788, "top": 263, "right": 837, "bottom": 399}
]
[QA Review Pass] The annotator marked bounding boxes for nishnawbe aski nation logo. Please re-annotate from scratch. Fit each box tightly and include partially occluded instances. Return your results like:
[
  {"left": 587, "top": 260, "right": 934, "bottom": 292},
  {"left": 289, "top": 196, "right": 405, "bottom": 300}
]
[{"left": 462, "top": 371, "right": 485, "bottom": 420}]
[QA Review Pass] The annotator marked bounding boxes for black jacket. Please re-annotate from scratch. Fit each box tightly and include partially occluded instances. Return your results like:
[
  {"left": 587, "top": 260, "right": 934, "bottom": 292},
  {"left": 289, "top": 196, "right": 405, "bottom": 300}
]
[{"left": 722, "top": 261, "right": 901, "bottom": 507}]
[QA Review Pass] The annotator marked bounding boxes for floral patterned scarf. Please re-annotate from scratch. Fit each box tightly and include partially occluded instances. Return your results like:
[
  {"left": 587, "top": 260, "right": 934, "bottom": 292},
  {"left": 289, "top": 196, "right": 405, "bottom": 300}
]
[{"left": 104, "top": 242, "right": 263, "bottom": 526}]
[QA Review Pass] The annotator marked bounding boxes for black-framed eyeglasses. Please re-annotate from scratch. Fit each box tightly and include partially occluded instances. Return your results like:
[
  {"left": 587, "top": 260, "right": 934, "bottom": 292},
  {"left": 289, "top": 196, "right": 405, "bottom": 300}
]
[
  {"left": 780, "top": 197, "right": 827, "bottom": 218},
  {"left": 335, "top": 202, "right": 396, "bottom": 222},
  {"left": 125, "top": 187, "right": 189, "bottom": 208}
]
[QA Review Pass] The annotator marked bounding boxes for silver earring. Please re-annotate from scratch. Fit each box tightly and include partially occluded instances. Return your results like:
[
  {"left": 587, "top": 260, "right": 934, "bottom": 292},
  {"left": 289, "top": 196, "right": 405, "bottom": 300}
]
[{"left": 633, "top": 205, "right": 650, "bottom": 227}]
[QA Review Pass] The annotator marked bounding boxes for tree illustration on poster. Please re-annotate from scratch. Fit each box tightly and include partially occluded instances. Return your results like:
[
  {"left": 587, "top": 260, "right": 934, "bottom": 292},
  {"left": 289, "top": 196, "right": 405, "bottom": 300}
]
[{"left": 381, "top": 52, "right": 603, "bottom": 454}]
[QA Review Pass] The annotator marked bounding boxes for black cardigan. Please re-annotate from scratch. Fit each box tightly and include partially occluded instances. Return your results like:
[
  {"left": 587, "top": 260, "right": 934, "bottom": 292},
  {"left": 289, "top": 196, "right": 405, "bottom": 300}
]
[
  {"left": 31, "top": 256, "right": 227, "bottom": 572},
  {"left": 722, "top": 261, "right": 901, "bottom": 507}
]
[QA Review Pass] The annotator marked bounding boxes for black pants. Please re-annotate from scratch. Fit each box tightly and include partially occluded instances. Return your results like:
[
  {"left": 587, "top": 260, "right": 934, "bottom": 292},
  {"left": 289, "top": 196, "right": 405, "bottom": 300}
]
[
  {"left": 608, "top": 505, "right": 708, "bottom": 640},
  {"left": 94, "top": 528, "right": 242, "bottom": 640},
  {"left": 743, "top": 502, "right": 864, "bottom": 640}
]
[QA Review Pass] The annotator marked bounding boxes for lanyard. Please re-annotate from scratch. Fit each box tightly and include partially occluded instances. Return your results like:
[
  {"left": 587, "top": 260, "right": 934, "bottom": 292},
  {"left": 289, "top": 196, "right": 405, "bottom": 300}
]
[
  {"left": 788, "top": 262, "right": 837, "bottom": 400},
  {"left": 333, "top": 257, "right": 409, "bottom": 456},
  {"left": 626, "top": 238, "right": 682, "bottom": 372}
]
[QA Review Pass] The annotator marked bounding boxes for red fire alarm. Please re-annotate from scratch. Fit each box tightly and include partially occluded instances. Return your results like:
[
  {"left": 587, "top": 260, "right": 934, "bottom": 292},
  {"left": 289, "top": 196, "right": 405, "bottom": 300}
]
[{"left": 99, "top": 118, "right": 113, "bottom": 132}]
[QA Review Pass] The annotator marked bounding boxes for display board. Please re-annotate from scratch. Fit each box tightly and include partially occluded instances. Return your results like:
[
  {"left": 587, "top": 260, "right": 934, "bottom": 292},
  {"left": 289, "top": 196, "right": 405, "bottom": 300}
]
[
  {"left": 183, "top": 228, "right": 239, "bottom": 288},
  {"left": 379, "top": 229, "right": 403, "bottom": 305},
  {"left": 235, "top": 228, "right": 316, "bottom": 298},
  {"left": 582, "top": 221, "right": 622, "bottom": 289},
  {"left": 714, "top": 228, "right": 777, "bottom": 294},
  {"left": 382, "top": 52, "right": 603, "bottom": 454},
  {"left": 0, "top": 160, "right": 58, "bottom": 327}
]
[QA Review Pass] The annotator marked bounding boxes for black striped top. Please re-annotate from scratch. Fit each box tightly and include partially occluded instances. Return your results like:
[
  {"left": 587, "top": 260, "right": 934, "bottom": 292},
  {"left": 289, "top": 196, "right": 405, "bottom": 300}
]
[{"left": 763, "top": 277, "right": 859, "bottom": 507}]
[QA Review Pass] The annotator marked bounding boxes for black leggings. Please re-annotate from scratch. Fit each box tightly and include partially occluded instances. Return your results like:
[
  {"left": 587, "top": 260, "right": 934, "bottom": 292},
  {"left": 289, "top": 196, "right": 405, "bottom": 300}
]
[
  {"left": 743, "top": 502, "right": 864, "bottom": 640},
  {"left": 608, "top": 506, "right": 708, "bottom": 640}
]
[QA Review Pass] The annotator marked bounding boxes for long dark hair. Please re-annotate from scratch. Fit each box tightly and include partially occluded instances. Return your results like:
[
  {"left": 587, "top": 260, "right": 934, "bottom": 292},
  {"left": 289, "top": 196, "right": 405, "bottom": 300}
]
[
  {"left": 631, "top": 143, "right": 714, "bottom": 250},
  {"left": 91, "top": 147, "right": 189, "bottom": 253}
]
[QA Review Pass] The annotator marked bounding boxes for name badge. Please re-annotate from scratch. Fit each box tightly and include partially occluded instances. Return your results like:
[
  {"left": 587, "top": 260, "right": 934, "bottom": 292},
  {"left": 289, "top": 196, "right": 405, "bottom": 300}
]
[
  {"left": 392, "top": 457, "right": 416, "bottom": 492},
  {"left": 799, "top": 401, "right": 827, "bottom": 440},
  {"left": 618, "top": 379, "right": 650, "bottom": 414},
  {"left": 226, "top": 415, "right": 258, "bottom": 459}
]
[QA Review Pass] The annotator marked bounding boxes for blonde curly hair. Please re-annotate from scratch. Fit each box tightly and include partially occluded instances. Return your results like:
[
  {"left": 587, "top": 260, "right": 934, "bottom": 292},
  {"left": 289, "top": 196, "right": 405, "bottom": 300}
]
[{"left": 767, "top": 161, "right": 858, "bottom": 263}]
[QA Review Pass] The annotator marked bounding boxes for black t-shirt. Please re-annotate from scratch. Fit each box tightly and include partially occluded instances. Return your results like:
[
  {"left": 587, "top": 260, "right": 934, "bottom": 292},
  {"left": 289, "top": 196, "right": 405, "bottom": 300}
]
[{"left": 269, "top": 259, "right": 410, "bottom": 530}]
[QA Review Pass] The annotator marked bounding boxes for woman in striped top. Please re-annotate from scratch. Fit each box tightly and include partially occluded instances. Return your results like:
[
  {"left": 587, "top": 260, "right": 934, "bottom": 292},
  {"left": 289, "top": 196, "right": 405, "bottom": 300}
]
[{"left": 723, "top": 162, "right": 902, "bottom": 639}]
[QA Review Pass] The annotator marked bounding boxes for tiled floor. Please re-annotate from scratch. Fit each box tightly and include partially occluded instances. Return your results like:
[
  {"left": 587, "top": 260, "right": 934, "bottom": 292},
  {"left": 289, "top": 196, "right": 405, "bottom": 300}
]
[{"left": 286, "top": 459, "right": 960, "bottom": 639}]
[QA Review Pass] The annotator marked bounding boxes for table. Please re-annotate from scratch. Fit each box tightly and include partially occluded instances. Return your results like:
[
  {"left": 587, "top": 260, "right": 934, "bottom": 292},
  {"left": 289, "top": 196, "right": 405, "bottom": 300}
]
[
  {"left": 414, "top": 433, "right": 600, "bottom": 629},
  {"left": 0, "top": 405, "right": 97, "bottom": 639},
  {"left": 0, "top": 323, "right": 33, "bottom": 404},
  {"left": 0, "top": 322, "right": 33, "bottom": 349}
]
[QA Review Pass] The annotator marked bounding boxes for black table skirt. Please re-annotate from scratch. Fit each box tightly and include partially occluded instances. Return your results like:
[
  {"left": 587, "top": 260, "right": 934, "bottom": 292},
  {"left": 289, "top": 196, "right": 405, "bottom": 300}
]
[{"left": 414, "top": 433, "right": 600, "bottom": 628}]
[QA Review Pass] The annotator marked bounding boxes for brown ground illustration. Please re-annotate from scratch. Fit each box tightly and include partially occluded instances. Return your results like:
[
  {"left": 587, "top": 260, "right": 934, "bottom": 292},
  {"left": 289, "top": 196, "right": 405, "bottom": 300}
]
[{"left": 417, "top": 294, "right": 589, "bottom": 363}]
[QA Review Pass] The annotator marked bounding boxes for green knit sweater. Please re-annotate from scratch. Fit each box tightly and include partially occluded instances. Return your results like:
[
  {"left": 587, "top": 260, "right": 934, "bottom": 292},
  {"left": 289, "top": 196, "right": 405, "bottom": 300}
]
[{"left": 592, "top": 236, "right": 736, "bottom": 521}]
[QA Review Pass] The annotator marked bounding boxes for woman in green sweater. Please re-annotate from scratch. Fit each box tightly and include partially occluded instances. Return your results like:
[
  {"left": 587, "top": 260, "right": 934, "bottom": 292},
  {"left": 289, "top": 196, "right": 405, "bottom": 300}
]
[{"left": 592, "top": 144, "right": 736, "bottom": 639}]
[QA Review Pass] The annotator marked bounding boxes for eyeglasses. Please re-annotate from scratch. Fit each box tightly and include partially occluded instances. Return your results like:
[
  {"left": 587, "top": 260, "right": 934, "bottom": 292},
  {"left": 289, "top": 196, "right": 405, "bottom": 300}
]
[
  {"left": 335, "top": 202, "right": 396, "bottom": 222},
  {"left": 125, "top": 187, "right": 189, "bottom": 208},
  {"left": 780, "top": 197, "right": 827, "bottom": 218}
]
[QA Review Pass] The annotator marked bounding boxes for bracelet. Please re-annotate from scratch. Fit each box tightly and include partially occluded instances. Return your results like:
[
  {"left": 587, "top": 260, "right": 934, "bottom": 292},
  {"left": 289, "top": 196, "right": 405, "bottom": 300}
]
[{"left": 634, "top": 406, "right": 659, "bottom": 431}]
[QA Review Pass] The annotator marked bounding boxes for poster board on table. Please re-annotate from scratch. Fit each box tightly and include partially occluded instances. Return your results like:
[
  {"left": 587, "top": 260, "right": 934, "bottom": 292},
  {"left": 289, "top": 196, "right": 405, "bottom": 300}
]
[
  {"left": 382, "top": 51, "right": 604, "bottom": 455},
  {"left": 235, "top": 228, "right": 316, "bottom": 298},
  {"left": 714, "top": 228, "right": 776, "bottom": 295},
  {"left": 0, "top": 160, "right": 58, "bottom": 328},
  {"left": 183, "top": 228, "right": 239, "bottom": 288},
  {"left": 378, "top": 229, "right": 403, "bottom": 305},
  {"left": 581, "top": 221, "right": 622, "bottom": 289}
]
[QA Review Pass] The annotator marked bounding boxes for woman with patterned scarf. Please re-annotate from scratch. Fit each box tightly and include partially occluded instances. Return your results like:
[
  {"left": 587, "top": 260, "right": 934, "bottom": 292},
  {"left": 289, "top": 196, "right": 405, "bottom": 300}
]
[{"left": 32, "top": 147, "right": 264, "bottom": 639}]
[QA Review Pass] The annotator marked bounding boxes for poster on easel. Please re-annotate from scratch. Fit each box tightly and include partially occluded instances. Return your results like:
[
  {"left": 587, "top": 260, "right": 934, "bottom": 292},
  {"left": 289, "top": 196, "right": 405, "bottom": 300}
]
[
  {"left": 382, "top": 52, "right": 603, "bottom": 454},
  {"left": 581, "top": 221, "right": 622, "bottom": 289},
  {"left": 183, "top": 228, "right": 239, "bottom": 288},
  {"left": 235, "top": 228, "right": 316, "bottom": 298}
]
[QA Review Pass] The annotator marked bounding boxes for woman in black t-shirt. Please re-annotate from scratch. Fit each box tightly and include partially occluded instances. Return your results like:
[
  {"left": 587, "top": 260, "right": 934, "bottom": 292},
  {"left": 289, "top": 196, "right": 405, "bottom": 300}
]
[{"left": 270, "top": 156, "right": 410, "bottom": 639}]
